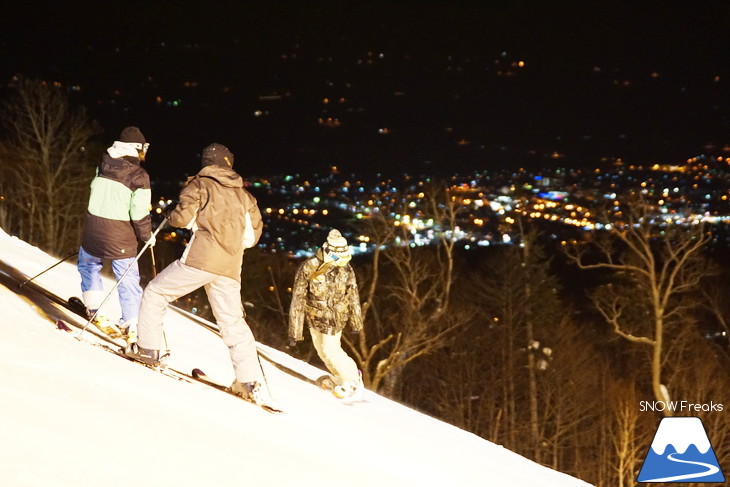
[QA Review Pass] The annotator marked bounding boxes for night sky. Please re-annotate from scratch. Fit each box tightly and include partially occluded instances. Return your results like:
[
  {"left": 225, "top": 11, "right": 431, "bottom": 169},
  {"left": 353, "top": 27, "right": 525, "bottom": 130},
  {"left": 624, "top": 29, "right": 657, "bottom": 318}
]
[{"left": 2, "top": 1, "right": 730, "bottom": 181}]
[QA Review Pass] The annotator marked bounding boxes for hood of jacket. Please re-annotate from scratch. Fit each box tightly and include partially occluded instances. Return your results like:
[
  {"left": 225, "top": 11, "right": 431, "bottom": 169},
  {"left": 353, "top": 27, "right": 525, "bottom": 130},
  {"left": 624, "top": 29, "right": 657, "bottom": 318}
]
[
  {"left": 195, "top": 164, "right": 244, "bottom": 188},
  {"left": 99, "top": 153, "right": 142, "bottom": 180}
]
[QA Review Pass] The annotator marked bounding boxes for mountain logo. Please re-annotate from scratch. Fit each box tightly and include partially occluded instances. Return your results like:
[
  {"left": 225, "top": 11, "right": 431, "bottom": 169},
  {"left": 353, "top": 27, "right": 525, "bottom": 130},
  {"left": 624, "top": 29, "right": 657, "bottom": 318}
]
[{"left": 637, "top": 416, "right": 725, "bottom": 483}]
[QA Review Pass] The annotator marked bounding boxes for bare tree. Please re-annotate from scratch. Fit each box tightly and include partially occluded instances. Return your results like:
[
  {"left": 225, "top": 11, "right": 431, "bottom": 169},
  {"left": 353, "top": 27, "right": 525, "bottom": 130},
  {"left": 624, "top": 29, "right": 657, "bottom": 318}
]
[
  {"left": 660, "top": 324, "right": 730, "bottom": 487},
  {"left": 244, "top": 250, "right": 308, "bottom": 352},
  {"left": 0, "top": 144, "right": 11, "bottom": 231},
  {"left": 698, "top": 274, "right": 730, "bottom": 356},
  {"left": 537, "top": 314, "right": 608, "bottom": 476},
  {"left": 470, "top": 229, "right": 565, "bottom": 462},
  {"left": 607, "top": 379, "right": 650, "bottom": 487},
  {"left": 566, "top": 198, "right": 711, "bottom": 414},
  {"left": 346, "top": 184, "right": 467, "bottom": 394},
  {"left": 415, "top": 328, "right": 503, "bottom": 441},
  {"left": 0, "top": 76, "right": 100, "bottom": 253}
]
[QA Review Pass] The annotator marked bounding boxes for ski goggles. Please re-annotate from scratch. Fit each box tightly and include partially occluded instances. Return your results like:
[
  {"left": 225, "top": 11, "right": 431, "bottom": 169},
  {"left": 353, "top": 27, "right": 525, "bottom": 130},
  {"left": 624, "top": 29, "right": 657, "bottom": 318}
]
[
  {"left": 329, "top": 252, "right": 351, "bottom": 266},
  {"left": 132, "top": 142, "right": 150, "bottom": 155}
]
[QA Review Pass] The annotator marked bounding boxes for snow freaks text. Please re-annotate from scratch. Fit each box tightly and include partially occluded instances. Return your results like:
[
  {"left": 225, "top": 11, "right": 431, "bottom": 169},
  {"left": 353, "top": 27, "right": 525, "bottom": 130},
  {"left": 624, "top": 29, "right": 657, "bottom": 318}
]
[{"left": 639, "top": 401, "right": 724, "bottom": 413}]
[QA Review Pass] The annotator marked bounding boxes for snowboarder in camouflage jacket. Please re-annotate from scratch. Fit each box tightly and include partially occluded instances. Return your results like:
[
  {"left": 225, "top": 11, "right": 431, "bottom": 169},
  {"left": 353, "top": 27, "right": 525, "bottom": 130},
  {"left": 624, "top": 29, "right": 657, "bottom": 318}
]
[{"left": 289, "top": 229, "right": 364, "bottom": 399}]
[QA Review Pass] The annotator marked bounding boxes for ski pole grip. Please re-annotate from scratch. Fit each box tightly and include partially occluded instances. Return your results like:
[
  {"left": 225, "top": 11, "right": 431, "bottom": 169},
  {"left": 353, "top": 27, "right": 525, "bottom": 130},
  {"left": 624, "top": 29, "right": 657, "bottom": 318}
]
[{"left": 146, "top": 217, "right": 169, "bottom": 247}]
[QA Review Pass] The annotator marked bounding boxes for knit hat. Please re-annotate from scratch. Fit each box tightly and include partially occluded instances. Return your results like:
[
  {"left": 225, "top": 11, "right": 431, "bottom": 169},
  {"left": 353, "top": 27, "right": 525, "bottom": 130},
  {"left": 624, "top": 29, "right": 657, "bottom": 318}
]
[
  {"left": 201, "top": 143, "right": 234, "bottom": 168},
  {"left": 322, "top": 229, "right": 350, "bottom": 259},
  {"left": 119, "top": 126, "right": 146, "bottom": 144}
]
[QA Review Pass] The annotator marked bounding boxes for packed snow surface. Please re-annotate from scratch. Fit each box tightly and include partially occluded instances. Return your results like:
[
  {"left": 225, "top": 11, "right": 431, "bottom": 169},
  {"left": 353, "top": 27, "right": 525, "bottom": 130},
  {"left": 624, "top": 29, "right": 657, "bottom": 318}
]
[{"left": 0, "top": 228, "right": 592, "bottom": 486}]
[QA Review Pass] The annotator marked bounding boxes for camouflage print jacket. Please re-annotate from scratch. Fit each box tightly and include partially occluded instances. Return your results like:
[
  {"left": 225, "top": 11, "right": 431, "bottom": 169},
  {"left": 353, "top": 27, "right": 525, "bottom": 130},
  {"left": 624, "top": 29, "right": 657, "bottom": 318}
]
[{"left": 288, "top": 249, "right": 363, "bottom": 341}]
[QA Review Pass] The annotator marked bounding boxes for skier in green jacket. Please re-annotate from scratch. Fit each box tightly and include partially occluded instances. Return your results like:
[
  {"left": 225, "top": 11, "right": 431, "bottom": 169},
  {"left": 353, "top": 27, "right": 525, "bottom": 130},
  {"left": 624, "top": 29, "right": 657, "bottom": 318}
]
[{"left": 77, "top": 126, "right": 153, "bottom": 342}]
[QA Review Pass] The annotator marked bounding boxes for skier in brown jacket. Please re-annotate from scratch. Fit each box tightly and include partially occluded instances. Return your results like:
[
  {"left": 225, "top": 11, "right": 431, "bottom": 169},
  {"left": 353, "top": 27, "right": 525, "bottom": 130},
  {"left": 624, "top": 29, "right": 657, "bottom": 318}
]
[{"left": 127, "top": 143, "right": 265, "bottom": 403}]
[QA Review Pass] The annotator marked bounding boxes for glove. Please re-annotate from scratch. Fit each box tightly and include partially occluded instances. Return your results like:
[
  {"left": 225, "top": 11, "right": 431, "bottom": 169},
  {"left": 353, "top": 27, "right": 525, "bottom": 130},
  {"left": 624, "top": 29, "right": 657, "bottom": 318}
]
[
  {"left": 164, "top": 202, "right": 178, "bottom": 218},
  {"left": 145, "top": 233, "right": 156, "bottom": 248}
]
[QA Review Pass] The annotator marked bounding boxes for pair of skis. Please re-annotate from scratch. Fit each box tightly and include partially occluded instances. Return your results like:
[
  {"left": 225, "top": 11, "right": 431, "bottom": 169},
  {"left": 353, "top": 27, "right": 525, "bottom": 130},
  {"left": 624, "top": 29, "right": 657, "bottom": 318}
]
[
  {"left": 54, "top": 316, "right": 285, "bottom": 414},
  {"left": 3, "top": 266, "right": 285, "bottom": 413}
]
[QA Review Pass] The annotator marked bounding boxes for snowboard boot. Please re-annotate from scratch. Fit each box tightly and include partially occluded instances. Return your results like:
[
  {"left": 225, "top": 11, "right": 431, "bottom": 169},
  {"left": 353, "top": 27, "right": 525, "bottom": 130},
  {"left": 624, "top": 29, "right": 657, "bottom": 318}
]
[
  {"left": 333, "top": 371, "right": 364, "bottom": 401},
  {"left": 315, "top": 374, "right": 337, "bottom": 390},
  {"left": 333, "top": 382, "right": 358, "bottom": 399},
  {"left": 231, "top": 381, "right": 263, "bottom": 405},
  {"left": 125, "top": 344, "right": 161, "bottom": 367}
]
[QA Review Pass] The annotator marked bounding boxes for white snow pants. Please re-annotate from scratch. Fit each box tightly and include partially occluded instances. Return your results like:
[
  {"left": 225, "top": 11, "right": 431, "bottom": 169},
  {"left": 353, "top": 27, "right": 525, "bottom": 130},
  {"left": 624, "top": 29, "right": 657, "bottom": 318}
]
[
  {"left": 137, "top": 260, "right": 260, "bottom": 384},
  {"left": 309, "top": 328, "right": 359, "bottom": 384}
]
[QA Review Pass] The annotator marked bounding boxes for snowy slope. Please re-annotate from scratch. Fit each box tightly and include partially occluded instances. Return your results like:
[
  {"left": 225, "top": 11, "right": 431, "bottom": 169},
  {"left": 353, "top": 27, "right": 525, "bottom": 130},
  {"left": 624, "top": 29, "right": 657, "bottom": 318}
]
[{"left": 0, "top": 228, "right": 593, "bottom": 487}]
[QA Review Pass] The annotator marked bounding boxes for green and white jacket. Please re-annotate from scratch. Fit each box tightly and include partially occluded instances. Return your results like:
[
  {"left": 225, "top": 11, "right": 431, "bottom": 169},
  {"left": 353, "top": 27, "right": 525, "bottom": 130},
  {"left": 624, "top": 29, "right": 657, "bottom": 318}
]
[{"left": 80, "top": 147, "right": 152, "bottom": 259}]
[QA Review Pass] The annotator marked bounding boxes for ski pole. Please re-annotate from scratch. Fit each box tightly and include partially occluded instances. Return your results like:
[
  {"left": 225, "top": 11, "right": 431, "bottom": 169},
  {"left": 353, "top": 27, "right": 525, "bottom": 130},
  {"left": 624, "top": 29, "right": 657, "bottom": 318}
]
[
  {"left": 150, "top": 245, "right": 158, "bottom": 277},
  {"left": 19, "top": 252, "right": 77, "bottom": 288},
  {"left": 149, "top": 244, "right": 172, "bottom": 356},
  {"left": 257, "top": 353, "right": 273, "bottom": 399},
  {"left": 78, "top": 218, "right": 168, "bottom": 337}
]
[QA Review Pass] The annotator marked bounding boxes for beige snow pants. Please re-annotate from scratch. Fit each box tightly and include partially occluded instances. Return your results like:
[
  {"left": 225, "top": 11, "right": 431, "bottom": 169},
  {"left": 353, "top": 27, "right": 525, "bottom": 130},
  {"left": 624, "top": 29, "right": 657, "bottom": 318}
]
[
  {"left": 309, "top": 328, "right": 359, "bottom": 384},
  {"left": 137, "top": 259, "right": 260, "bottom": 384}
]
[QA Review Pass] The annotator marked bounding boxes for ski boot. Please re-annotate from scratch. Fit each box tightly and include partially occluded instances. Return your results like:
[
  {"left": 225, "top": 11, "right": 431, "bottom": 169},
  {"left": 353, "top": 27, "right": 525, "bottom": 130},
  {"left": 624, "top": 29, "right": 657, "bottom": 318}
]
[
  {"left": 88, "top": 312, "right": 123, "bottom": 339},
  {"left": 118, "top": 319, "right": 138, "bottom": 346},
  {"left": 124, "top": 328, "right": 137, "bottom": 345},
  {"left": 124, "top": 344, "right": 162, "bottom": 367},
  {"left": 68, "top": 296, "right": 87, "bottom": 316},
  {"left": 231, "top": 381, "right": 263, "bottom": 405}
]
